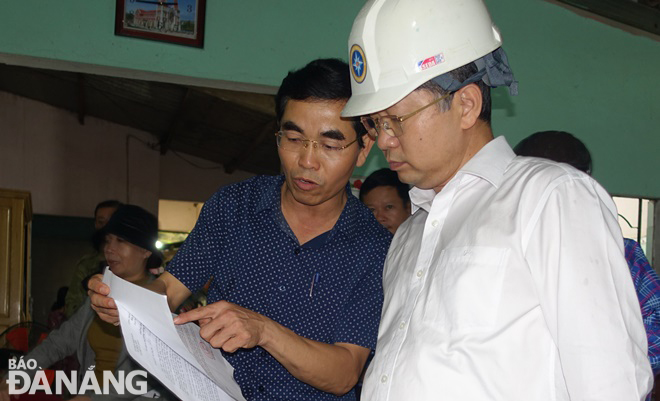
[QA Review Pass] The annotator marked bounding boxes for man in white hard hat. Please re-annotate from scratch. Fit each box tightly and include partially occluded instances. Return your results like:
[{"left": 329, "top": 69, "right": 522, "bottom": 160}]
[{"left": 342, "top": 0, "right": 653, "bottom": 400}]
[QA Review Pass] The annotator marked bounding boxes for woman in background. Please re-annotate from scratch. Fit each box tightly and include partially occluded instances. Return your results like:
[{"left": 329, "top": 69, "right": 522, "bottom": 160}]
[{"left": 1, "top": 205, "right": 170, "bottom": 401}]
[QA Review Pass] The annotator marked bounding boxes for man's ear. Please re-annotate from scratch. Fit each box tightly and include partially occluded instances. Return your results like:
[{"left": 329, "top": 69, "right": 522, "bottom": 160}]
[
  {"left": 356, "top": 134, "right": 375, "bottom": 167},
  {"left": 458, "top": 83, "right": 483, "bottom": 130}
]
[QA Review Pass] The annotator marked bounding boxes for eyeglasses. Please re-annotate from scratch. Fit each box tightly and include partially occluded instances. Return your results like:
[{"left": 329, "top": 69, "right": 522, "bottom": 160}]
[
  {"left": 360, "top": 92, "right": 452, "bottom": 140},
  {"left": 275, "top": 131, "right": 358, "bottom": 160}
]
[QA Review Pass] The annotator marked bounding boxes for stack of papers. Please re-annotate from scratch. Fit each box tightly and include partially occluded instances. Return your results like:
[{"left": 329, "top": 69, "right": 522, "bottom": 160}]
[{"left": 103, "top": 268, "right": 245, "bottom": 401}]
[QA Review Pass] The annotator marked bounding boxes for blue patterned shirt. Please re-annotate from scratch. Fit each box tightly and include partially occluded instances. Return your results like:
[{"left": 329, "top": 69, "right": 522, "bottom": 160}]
[
  {"left": 168, "top": 175, "right": 392, "bottom": 401},
  {"left": 625, "top": 238, "right": 660, "bottom": 377}
]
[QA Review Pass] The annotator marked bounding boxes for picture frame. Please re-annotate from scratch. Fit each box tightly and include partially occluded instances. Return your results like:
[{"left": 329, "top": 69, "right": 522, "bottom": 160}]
[{"left": 115, "top": 0, "right": 206, "bottom": 48}]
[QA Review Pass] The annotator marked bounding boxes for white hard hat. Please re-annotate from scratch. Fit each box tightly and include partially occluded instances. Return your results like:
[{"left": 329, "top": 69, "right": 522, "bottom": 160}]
[{"left": 342, "top": 0, "right": 509, "bottom": 117}]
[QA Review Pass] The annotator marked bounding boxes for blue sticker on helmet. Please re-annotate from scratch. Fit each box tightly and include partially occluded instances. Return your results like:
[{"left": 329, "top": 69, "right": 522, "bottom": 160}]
[{"left": 350, "top": 44, "right": 367, "bottom": 84}]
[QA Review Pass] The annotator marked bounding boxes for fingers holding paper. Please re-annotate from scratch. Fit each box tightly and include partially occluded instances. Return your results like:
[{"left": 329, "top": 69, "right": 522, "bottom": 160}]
[
  {"left": 174, "top": 301, "right": 270, "bottom": 353},
  {"left": 87, "top": 274, "right": 120, "bottom": 324}
]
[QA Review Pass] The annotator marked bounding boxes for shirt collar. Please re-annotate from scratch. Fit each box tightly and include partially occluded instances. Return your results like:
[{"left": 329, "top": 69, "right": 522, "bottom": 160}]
[
  {"left": 459, "top": 135, "right": 514, "bottom": 188},
  {"left": 256, "top": 175, "right": 284, "bottom": 213},
  {"left": 256, "top": 175, "right": 358, "bottom": 239},
  {"left": 409, "top": 136, "right": 515, "bottom": 214}
]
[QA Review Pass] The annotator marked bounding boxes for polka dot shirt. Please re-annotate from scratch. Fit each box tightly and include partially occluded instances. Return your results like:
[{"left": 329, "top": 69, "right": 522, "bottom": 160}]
[{"left": 167, "top": 175, "right": 392, "bottom": 401}]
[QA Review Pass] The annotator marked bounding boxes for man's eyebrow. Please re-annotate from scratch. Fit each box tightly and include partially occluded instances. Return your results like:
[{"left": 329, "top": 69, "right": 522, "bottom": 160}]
[
  {"left": 281, "top": 123, "right": 348, "bottom": 141},
  {"left": 281, "top": 121, "right": 303, "bottom": 133},
  {"left": 321, "top": 129, "right": 347, "bottom": 141}
]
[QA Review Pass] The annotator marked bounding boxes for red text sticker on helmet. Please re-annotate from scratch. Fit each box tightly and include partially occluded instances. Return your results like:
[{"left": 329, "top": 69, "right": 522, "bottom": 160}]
[
  {"left": 416, "top": 53, "right": 445, "bottom": 72},
  {"left": 350, "top": 44, "right": 367, "bottom": 84}
]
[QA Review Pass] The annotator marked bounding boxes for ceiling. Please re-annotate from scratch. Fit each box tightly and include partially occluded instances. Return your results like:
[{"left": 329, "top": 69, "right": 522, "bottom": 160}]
[{"left": 0, "top": 63, "right": 281, "bottom": 175}]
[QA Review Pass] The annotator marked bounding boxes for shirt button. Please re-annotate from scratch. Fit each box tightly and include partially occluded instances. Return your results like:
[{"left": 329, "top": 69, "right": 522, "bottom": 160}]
[
  {"left": 294, "top": 248, "right": 301, "bottom": 255},
  {"left": 258, "top": 386, "right": 265, "bottom": 392},
  {"left": 416, "top": 270, "right": 423, "bottom": 278},
  {"left": 279, "top": 285, "right": 286, "bottom": 291},
  {"left": 381, "top": 374, "right": 388, "bottom": 383},
  {"left": 431, "top": 220, "right": 439, "bottom": 227},
  {"left": 399, "top": 322, "right": 406, "bottom": 330}
]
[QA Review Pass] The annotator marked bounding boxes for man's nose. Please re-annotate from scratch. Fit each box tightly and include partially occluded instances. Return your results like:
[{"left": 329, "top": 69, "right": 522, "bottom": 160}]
[
  {"left": 298, "top": 143, "right": 321, "bottom": 169},
  {"left": 377, "top": 132, "right": 399, "bottom": 150}
]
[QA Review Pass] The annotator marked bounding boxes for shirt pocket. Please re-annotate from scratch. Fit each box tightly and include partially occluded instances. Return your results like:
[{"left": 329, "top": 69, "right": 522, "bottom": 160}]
[{"left": 423, "top": 246, "right": 510, "bottom": 332}]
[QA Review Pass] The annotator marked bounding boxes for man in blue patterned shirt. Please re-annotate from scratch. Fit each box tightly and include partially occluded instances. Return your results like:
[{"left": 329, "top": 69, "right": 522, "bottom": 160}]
[
  {"left": 626, "top": 238, "right": 660, "bottom": 376},
  {"left": 89, "top": 58, "right": 392, "bottom": 401}
]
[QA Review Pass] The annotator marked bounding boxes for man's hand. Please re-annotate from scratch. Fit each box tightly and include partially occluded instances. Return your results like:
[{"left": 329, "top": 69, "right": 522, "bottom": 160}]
[
  {"left": 174, "top": 301, "right": 270, "bottom": 353},
  {"left": 176, "top": 300, "right": 369, "bottom": 395},
  {"left": 87, "top": 274, "right": 119, "bottom": 325}
]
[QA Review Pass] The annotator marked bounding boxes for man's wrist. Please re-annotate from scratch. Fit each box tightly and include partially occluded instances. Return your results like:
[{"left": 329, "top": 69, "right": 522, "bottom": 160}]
[{"left": 258, "top": 316, "right": 277, "bottom": 349}]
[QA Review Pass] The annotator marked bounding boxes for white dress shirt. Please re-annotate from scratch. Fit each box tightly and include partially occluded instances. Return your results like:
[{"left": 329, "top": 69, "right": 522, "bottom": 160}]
[{"left": 363, "top": 136, "right": 652, "bottom": 401}]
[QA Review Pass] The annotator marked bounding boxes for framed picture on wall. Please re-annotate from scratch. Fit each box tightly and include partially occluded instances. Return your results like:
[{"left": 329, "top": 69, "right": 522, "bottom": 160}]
[{"left": 115, "top": 0, "right": 206, "bottom": 48}]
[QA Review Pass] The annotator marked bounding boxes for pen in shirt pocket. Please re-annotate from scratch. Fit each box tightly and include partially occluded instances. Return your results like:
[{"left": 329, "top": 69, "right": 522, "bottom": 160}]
[{"left": 309, "top": 272, "right": 320, "bottom": 298}]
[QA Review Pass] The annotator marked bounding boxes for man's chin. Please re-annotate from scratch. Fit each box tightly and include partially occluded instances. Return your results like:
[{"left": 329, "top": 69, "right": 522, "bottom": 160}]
[
  {"left": 291, "top": 192, "right": 323, "bottom": 207},
  {"left": 394, "top": 170, "right": 417, "bottom": 186}
]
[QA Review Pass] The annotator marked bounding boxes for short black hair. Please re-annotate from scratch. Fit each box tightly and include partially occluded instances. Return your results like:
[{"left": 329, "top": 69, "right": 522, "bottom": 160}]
[
  {"left": 360, "top": 168, "right": 410, "bottom": 205},
  {"left": 94, "top": 200, "right": 122, "bottom": 216},
  {"left": 275, "top": 58, "right": 367, "bottom": 147},
  {"left": 417, "top": 61, "right": 492, "bottom": 125},
  {"left": 514, "top": 130, "right": 592, "bottom": 174}
]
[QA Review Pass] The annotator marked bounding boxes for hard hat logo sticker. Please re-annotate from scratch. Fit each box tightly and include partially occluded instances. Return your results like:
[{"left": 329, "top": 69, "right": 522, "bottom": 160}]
[
  {"left": 350, "top": 44, "right": 367, "bottom": 84},
  {"left": 416, "top": 53, "right": 445, "bottom": 72}
]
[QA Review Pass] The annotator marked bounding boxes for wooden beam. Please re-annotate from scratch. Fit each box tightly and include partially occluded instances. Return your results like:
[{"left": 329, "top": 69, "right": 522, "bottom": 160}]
[
  {"left": 556, "top": 0, "right": 660, "bottom": 36},
  {"left": 195, "top": 87, "right": 276, "bottom": 117}
]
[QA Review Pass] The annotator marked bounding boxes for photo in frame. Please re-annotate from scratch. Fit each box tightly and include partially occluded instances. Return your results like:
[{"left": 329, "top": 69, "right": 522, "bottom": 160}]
[{"left": 115, "top": 0, "right": 206, "bottom": 48}]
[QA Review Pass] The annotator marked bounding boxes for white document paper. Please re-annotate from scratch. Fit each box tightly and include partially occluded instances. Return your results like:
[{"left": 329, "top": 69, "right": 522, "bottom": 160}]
[{"left": 102, "top": 268, "right": 246, "bottom": 401}]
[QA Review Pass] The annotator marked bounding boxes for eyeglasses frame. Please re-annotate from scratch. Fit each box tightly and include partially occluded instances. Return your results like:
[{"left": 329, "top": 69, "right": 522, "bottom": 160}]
[
  {"left": 275, "top": 131, "right": 359, "bottom": 153},
  {"left": 360, "top": 91, "right": 453, "bottom": 139}
]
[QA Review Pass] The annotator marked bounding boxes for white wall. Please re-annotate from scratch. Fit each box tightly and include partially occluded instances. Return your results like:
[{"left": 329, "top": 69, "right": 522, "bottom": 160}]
[
  {"left": 159, "top": 151, "right": 255, "bottom": 204},
  {"left": 0, "top": 91, "right": 254, "bottom": 217}
]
